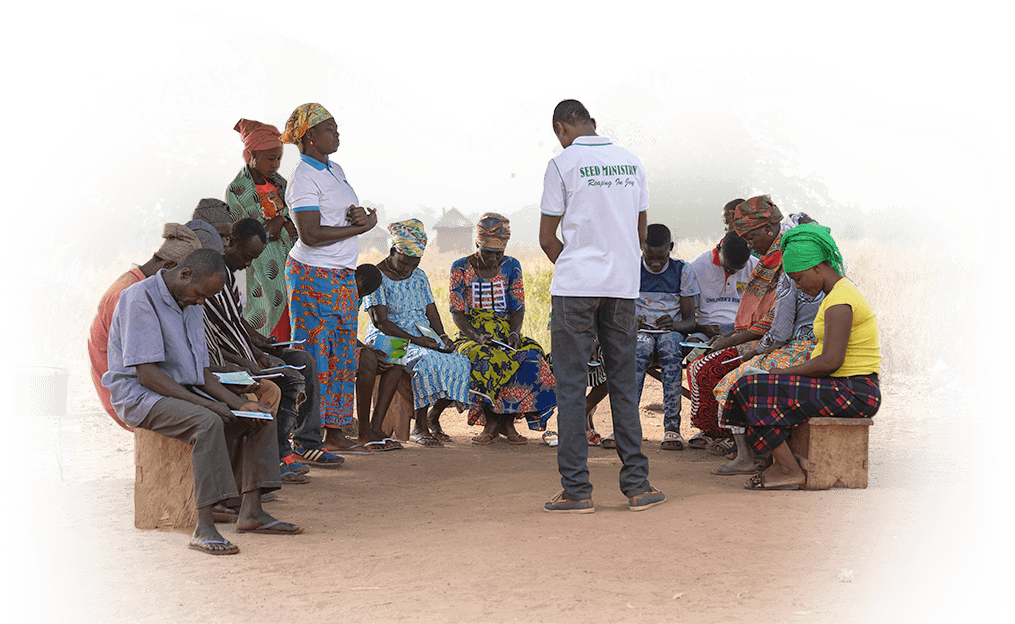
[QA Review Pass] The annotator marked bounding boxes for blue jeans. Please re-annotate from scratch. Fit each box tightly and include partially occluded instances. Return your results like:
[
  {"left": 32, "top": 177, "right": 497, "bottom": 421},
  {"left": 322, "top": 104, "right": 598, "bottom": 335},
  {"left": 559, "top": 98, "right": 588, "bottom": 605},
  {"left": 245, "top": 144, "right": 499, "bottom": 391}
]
[
  {"left": 278, "top": 348, "right": 324, "bottom": 453},
  {"left": 551, "top": 296, "right": 652, "bottom": 499},
  {"left": 635, "top": 331, "right": 685, "bottom": 432}
]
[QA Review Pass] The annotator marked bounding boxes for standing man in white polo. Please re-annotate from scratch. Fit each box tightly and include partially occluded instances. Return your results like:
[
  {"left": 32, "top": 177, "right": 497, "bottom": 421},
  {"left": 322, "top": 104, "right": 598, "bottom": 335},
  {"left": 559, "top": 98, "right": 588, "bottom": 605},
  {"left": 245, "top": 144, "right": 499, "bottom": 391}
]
[{"left": 538, "top": 99, "right": 665, "bottom": 513}]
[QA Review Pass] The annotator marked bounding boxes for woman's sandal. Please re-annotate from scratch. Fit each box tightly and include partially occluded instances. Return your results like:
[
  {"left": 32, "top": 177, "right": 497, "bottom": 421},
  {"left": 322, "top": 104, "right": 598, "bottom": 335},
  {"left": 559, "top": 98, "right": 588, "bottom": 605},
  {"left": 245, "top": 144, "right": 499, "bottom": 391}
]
[
  {"left": 601, "top": 434, "right": 617, "bottom": 449},
  {"left": 431, "top": 429, "right": 452, "bottom": 443},
  {"left": 505, "top": 432, "right": 528, "bottom": 445},
  {"left": 471, "top": 432, "right": 497, "bottom": 446},
  {"left": 410, "top": 432, "right": 444, "bottom": 447},
  {"left": 687, "top": 433, "right": 709, "bottom": 450},
  {"left": 744, "top": 473, "right": 802, "bottom": 490}
]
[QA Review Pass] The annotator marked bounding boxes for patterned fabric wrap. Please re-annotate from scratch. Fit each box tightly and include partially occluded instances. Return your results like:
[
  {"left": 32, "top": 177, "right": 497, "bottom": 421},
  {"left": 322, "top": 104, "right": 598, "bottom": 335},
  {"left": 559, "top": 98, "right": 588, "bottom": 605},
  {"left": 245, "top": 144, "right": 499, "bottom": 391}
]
[
  {"left": 233, "top": 118, "right": 282, "bottom": 163},
  {"left": 285, "top": 257, "right": 358, "bottom": 427},
  {"left": 732, "top": 194, "right": 783, "bottom": 235},
  {"left": 721, "top": 372, "right": 880, "bottom": 454},
  {"left": 362, "top": 269, "right": 471, "bottom": 409},
  {"left": 388, "top": 219, "right": 428, "bottom": 257},
  {"left": 714, "top": 337, "right": 817, "bottom": 419},
  {"left": 781, "top": 222, "right": 845, "bottom": 274},
  {"left": 454, "top": 309, "right": 556, "bottom": 426},
  {"left": 475, "top": 212, "right": 511, "bottom": 250},
  {"left": 226, "top": 166, "right": 294, "bottom": 337},
  {"left": 280, "top": 103, "right": 333, "bottom": 144},
  {"left": 734, "top": 232, "right": 783, "bottom": 336},
  {"left": 194, "top": 198, "right": 231, "bottom": 226},
  {"left": 156, "top": 223, "right": 202, "bottom": 264},
  {"left": 687, "top": 346, "right": 741, "bottom": 438}
]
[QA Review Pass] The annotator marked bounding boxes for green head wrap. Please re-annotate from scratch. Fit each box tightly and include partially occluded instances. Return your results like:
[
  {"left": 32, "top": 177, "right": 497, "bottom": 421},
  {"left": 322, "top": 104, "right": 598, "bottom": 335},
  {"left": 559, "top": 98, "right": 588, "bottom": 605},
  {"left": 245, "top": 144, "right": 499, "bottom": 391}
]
[{"left": 781, "top": 223, "right": 845, "bottom": 274}]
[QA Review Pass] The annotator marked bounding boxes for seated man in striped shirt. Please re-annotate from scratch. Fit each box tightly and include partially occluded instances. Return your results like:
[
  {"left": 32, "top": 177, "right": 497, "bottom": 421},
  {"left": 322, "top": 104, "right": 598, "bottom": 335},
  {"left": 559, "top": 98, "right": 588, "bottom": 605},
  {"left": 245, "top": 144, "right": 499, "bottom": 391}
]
[{"left": 203, "top": 218, "right": 344, "bottom": 486}]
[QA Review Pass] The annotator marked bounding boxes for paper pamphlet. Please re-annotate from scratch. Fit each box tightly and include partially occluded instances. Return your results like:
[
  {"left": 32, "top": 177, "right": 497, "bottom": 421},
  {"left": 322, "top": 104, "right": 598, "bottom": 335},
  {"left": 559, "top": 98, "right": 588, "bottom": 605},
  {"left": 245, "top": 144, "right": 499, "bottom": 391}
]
[
  {"left": 490, "top": 339, "right": 517, "bottom": 352},
  {"left": 261, "top": 364, "right": 306, "bottom": 372},
  {"left": 231, "top": 410, "right": 273, "bottom": 420},
  {"left": 250, "top": 373, "right": 284, "bottom": 379},
  {"left": 374, "top": 334, "right": 409, "bottom": 365},
  {"left": 269, "top": 339, "right": 306, "bottom": 347},
  {"left": 213, "top": 371, "right": 256, "bottom": 385}
]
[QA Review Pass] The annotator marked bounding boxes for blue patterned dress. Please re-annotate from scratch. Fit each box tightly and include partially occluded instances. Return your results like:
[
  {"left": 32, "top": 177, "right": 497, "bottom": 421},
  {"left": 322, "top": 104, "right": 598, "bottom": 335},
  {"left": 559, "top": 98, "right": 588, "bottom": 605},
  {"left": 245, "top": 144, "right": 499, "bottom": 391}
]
[{"left": 363, "top": 269, "right": 471, "bottom": 409}]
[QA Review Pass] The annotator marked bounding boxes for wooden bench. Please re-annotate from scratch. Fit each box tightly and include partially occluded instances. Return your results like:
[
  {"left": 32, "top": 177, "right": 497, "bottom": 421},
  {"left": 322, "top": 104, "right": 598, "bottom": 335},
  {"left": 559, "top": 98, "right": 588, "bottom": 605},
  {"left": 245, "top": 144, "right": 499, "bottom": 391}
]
[
  {"left": 376, "top": 375, "right": 416, "bottom": 441},
  {"left": 787, "top": 417, "right": 873, "bottom": 490},
  {"left": 134, "top": 428, "right": 197, "bottom": 534}
]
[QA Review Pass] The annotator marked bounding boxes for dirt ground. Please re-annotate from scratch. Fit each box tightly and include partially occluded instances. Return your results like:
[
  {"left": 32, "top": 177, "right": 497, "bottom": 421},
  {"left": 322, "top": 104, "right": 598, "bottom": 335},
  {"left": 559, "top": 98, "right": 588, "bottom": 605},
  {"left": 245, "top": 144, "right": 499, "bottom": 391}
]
[{"left": 6, "top": 369, "right": 1007, "bottom": 624}]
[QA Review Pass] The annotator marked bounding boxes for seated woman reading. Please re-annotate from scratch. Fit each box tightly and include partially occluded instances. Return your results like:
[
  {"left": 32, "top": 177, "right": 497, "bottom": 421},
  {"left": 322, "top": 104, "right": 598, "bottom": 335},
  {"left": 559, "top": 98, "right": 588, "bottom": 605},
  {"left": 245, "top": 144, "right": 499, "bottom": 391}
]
[
  {"left": 362, "top": 220, "right": 471, "bottom": 447},
  {"left": 710, "top": 270, "right": 824, "bottom": 475},
  {"left": 720, "top": 223, "right": 881, "bottom": 490},
  {"left": 449, "top": 213, "right": 556, "bottom": 446}
]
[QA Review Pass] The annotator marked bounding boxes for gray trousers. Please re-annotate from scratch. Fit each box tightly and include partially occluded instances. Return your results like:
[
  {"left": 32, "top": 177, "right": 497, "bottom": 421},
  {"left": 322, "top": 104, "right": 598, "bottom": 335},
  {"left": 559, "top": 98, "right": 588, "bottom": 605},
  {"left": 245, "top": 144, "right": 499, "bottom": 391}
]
[{"left": 140, "top": 397, "right": 282, "bottom": 508}]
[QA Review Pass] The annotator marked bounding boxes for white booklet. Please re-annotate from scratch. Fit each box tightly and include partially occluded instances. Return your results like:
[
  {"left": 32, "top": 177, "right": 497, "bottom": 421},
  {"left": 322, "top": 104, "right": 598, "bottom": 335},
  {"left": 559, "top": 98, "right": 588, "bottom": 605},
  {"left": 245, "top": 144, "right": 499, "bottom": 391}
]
[
  {"left": 231, "top": 410, "right": 273, "bottom": 420},
  {"left": 213, "top": 371, "right": 256, "bottom": 385}
]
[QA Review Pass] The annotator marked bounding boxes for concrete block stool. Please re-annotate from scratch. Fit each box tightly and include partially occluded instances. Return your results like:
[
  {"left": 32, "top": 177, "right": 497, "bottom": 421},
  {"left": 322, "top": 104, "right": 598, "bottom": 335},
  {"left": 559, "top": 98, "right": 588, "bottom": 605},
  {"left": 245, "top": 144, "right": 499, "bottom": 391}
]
[{"left": 788, "top": 417, "right": 873, "bottom": 490}]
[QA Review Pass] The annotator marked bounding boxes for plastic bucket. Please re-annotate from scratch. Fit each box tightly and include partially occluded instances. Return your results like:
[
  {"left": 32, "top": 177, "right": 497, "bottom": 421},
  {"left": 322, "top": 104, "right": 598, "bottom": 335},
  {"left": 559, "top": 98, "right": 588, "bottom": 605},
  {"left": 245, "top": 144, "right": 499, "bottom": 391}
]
[{"left": 9, "top": 366, "right": 68, "bottom": 416}]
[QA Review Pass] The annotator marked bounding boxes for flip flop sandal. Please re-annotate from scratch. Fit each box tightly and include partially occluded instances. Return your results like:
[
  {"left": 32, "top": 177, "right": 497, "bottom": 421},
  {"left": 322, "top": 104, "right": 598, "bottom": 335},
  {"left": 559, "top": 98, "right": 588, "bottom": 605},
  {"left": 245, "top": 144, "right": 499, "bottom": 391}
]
[
  {"left": 280, "top": 470, "right": 310, "bottom": 485},
  {"left": 363, "top": 440, "right": 393, "bottom": 452},
  {"left": 744, "top": 473, "right": 802, "bottom": 490},
  {"left": 382, "top": 437, "right": 404, "bottom": 450},
  {"left": 542, "top": 431, "right": 559, "bottom": 447},
  {"left": 189, "top": 538, "right": 239, "bottom": 555},
  {"left": 661, "top": 431, "right": 685, "bottom": 451},
  {"left": 212, "top": 505, "right": 238, "bottom": 524},
  {"left": 431, "top": 430, "right": 452, "bottom": 442},
  {"left": 687, "top": 433, "right": 709, "bottom": 450},
  {"left": 505, "top": 433, "right": 528, "bottom": 445},
  {"left": 237, "top": 519, "right": 304, "bottom": 535},
  {"left": 711, "top": 464, "right": 759, "bottom": 476},
  {"left": 471, "top": 432, "right": 497, "bottom": 446},
  {"left": 411, "top": 432, "right": 444, "bottom": 447},
  {"left": 601, "top": 434, "right": 617, "bottom": 449}
]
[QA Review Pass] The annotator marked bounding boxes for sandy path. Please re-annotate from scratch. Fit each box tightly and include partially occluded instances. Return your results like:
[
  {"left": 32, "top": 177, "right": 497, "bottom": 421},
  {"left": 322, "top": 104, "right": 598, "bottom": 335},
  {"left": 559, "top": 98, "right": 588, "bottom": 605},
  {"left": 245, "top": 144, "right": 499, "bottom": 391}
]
[{"left": 7, "top": 372, "right": 1006, "bottom": 623}]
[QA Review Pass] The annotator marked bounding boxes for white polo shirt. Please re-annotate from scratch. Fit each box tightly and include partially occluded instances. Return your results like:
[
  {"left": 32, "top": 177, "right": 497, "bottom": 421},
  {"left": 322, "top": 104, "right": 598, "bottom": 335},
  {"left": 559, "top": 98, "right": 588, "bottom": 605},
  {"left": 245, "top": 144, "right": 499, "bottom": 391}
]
[
  {"left": 684, "top": 247, "right": 758, "bottom": 326},
  {"left": 540, "top": 135, "right": 648, "bottom": 298},
  {"left": 286, "top": 154, "right": 360, "bottom": 270}
]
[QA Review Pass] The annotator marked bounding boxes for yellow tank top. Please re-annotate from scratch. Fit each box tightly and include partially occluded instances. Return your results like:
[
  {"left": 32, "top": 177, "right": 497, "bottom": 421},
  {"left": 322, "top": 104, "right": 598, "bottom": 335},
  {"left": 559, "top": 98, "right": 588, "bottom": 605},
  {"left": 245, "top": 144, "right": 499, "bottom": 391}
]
[{"left": 809, "top": 278, "right": 881, "bottom": 377}]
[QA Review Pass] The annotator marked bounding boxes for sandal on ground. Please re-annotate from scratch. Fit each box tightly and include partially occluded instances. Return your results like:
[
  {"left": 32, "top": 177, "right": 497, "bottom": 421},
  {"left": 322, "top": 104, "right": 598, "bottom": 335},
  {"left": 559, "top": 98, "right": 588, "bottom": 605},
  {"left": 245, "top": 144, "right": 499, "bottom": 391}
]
[
  {"left": 707, "top": 438, "right": 736, "bottom": 457},
  {"left": 542, "top": 431, "right": 559, "bottom": 447},
  {"left": 363, "top": 440, "right": 394, "bottom": 452},
  {"left": 189, "top": 537, "right": 239, "bottom": 555},
  {"left": 661, "top": 430, "right": 685, "bottom": 451},
  {"left": 587, "top": 429, "right": 602, "bottom": 446},
  {"left": 744, "top": 473, "right": 802, "bottom": 490},
  {"left": 687, "top": 433, "right": 709, "bottom": 450},
  {"left": 411, "top": 432, "right": 445, "bottom": 447},
  {"left": 212, "top": 504, "right": 238, "bottom": 524},
  {"left": 601, "top": 434, "right": 616, "bottom": 449},
  {"left": 382, "top": 437, "right": 404, "bottom": 450},
  {"left": 237, "top": 519, "right": 303, "bottom": 535},
  {"left": 711, "top": 463, "right": 759, "bottom": 476},
  {"left": 505, "top": 432, "right": 528, "bottom": 445},
  {"left": 431, "top": 429, "right": 452, "bottom": 443},
  {"left": 280, "top": 468, "right": 310, "bottom": 485},
  {"left": 471, "top": 432, "right": 497, "bottom": 446}
]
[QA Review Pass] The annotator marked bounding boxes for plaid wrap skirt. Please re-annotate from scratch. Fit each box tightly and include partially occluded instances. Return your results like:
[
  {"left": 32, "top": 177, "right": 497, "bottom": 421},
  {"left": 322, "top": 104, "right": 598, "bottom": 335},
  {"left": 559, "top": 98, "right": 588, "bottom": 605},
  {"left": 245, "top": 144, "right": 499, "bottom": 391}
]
[{"left": 720, "top": 372, "right": 880, "bottom": 454}]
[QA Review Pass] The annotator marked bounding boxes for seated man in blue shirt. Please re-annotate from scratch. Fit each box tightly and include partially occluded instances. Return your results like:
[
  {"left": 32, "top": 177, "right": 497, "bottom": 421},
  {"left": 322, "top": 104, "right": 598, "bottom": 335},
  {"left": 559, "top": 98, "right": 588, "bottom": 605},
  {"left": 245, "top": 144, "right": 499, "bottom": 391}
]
[
  {"left": 634, "top": 224, "right": 696, "bottom": 450},
  {"left": 103, "top": 248, "right": 301, "bottom": 556}
]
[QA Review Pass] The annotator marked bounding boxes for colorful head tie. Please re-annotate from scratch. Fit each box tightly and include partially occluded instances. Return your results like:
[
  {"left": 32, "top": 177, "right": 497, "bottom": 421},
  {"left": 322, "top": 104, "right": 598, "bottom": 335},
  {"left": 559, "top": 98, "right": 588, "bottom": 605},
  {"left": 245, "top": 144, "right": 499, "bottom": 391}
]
[
  {"left": 234, "top": 118, "right": 282, "bottom": 163},
  {"left": 280, "top": 103, "right": 333, "bottom": 144},
  {"left": 388, "top": 219, "right": 428, "bottom": 258},
  {"left": 781, "top": 222, "right": 845, "bottom": 274},
  {"left": 733, "top": 195, "right": 783, "bottom": 235},
  {"left": 475, "top": 212, "right": 511, "bottom": 250}
]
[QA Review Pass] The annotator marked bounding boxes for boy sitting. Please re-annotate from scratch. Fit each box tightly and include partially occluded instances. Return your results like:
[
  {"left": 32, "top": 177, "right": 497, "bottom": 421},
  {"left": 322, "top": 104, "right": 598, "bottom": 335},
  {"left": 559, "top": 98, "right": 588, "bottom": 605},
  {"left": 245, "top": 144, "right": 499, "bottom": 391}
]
[{"left": 632, "top": 224, "right": 696, "bottom": 450}]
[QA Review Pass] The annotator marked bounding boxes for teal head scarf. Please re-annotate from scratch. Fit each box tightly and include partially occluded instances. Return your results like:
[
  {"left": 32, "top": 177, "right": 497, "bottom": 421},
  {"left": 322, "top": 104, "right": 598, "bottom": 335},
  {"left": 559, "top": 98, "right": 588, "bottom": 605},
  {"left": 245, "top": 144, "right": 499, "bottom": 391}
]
[{"left": 781, "top": 223, "right": 845, "bottom": 274}]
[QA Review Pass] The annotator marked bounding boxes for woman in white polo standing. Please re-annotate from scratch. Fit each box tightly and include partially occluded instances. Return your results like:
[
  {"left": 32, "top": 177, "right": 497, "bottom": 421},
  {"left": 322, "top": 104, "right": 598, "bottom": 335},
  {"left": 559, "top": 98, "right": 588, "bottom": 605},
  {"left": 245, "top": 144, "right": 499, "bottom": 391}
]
[{"left": 281, "top": 102, "right": 377, "bottom": 456}]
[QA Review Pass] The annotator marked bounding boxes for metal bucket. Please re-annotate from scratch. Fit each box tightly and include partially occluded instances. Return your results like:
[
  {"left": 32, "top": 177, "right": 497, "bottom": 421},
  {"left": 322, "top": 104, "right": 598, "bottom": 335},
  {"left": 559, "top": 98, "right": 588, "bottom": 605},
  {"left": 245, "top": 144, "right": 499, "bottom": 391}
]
[{"left": 9, "top": 366, "right": 68, "bottom": 416}]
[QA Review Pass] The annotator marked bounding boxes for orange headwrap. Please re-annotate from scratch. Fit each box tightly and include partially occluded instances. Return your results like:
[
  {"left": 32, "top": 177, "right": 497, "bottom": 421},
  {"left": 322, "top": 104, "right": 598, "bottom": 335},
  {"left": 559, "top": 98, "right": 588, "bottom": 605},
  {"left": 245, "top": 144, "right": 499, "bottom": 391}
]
[{"left": 234, "top": 118, "right": 283, "bottom": 163}]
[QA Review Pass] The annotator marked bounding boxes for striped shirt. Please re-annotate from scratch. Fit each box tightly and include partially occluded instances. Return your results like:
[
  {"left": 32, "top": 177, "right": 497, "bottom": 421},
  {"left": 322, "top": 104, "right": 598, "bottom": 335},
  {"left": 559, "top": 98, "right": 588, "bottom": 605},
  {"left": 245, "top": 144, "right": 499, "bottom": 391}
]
[{"left": 203, "top": 270, "right": 257, "bottom": 365}]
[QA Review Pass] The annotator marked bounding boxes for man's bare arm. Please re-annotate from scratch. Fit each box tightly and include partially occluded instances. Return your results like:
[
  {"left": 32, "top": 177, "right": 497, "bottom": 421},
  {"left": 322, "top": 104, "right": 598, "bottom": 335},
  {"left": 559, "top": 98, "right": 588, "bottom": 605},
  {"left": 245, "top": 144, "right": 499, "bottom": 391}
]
[{"left": 539, "top": 214, "right": 564, "bottom": 264}]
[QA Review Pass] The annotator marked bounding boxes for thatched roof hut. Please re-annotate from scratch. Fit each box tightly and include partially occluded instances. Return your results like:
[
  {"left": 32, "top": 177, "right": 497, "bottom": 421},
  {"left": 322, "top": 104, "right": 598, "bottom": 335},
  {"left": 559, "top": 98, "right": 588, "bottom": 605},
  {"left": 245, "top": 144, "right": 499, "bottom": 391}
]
[{"left": 432, "top": 207, "right": 473, "bottom": 253}]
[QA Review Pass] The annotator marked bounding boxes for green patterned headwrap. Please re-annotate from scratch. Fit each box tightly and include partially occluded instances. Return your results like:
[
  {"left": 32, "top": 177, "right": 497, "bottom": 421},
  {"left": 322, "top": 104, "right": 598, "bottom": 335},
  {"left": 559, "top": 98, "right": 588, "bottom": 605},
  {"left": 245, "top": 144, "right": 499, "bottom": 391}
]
[{"left": 781, "top": 222, "right": 844, "bottom": 274}]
